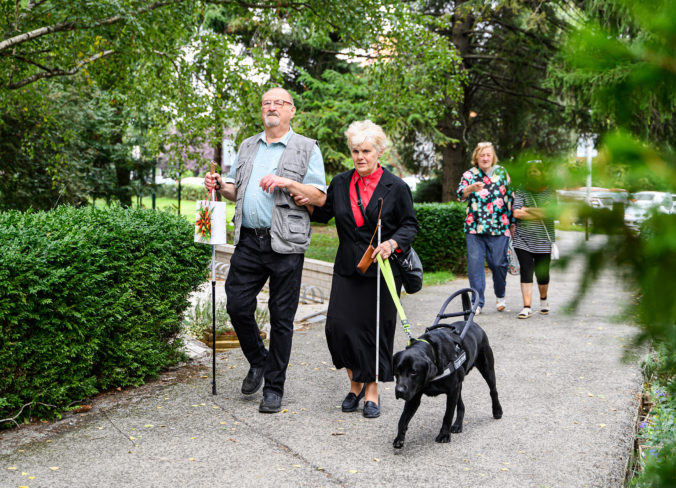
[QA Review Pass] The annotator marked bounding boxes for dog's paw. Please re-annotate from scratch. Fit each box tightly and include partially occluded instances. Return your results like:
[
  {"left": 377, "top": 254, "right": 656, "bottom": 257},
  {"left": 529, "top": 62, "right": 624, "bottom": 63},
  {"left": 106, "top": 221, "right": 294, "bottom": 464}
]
[
  {"left": 435, "top": 433, "right": 451, "bottom": 443},
  {"left": 393, "top": 435, "right": 405, "bottom": 449},
  {"left": 493, "top": 405, "right": 503, "bottom": 419},
  {"left": 450, "top": 424, "right": 463, "bottom": 433}
]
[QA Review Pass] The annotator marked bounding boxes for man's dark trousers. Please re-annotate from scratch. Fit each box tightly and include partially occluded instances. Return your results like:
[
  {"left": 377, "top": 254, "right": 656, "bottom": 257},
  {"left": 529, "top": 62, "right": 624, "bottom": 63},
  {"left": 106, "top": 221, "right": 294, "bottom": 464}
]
[{"left": 225, "top": 228, "right": 304, "bottom": 397}]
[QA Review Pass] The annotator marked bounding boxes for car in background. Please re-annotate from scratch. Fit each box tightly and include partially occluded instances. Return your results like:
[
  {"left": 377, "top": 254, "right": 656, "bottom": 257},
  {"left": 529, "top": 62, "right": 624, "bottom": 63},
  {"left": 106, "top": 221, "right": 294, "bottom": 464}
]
[
  {"left": 624, "top": 191, "right": 674, "bottom": 228},
  {"left": 557, "top": 187, "right": 629, "bottom": 210}
]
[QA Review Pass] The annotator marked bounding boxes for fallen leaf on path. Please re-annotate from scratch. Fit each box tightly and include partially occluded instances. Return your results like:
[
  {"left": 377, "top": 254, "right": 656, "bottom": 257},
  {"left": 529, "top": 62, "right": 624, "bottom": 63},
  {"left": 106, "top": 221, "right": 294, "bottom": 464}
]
[
  {"left": 7, "top": 467, "right": 18, "bottom": 471},
  {"left": 332, "top": 432, "right": 345, "bottom": 436},
  {"left": 293, "top": 464, "right": 301, "bottom": 468},
  {"left": 144, "top": 424, "right": 154, "bottom": 428},
  {"left": 598, "top": 424, "right": 606, "bottom": 428},
  {"left": 348, "top": 470, "right": 358, "bottom": 474},
  {"left": 49, "top": 467, "right": 59, "bottom": 471},
  {"left": 72, "top": 405, "right": 92, "bottom": 413},
  {"left": 189, "top": 458, "right": 195, "bottom": 461}
]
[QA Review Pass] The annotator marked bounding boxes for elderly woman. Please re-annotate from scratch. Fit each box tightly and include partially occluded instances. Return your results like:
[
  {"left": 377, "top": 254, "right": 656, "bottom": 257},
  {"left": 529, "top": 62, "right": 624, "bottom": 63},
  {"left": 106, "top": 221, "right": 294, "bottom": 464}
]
[
  {"left": 456, "top": 142, "right": 514, "bottom": 315},
  {"left": 512, "top": 161, "right": 555, "bottom": 318},
  {"left": 300, "top": 120, "right": 418, "bottom": 418}
]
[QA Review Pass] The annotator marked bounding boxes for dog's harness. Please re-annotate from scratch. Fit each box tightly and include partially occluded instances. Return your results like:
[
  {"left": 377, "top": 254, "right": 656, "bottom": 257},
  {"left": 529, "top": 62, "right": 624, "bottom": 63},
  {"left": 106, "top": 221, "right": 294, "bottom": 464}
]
[
  {"left": 411, "top": 288, "right": 479, "bottom": 382},
  {"left": 374, "top": 260, "right": 478, "bottom": 382},
  {"left": 414, "top": 327, "right": 467, "bottom": 382}
]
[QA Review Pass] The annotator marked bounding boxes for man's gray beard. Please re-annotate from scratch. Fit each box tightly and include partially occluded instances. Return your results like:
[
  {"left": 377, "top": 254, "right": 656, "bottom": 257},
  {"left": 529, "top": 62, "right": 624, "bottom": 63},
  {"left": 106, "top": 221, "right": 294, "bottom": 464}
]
[{"left": 264, "top": 115, "right": 280, "bottom": 128}]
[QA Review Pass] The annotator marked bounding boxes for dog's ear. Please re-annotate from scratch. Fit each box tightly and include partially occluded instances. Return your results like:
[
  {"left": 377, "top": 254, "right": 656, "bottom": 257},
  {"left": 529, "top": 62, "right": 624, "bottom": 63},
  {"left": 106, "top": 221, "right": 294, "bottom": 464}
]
[
  {"left": 392, "top": 351, "right": 402, "bottom": 375},
  {"left": 424, "top": 356, "right": 438, "bottom": 384}
]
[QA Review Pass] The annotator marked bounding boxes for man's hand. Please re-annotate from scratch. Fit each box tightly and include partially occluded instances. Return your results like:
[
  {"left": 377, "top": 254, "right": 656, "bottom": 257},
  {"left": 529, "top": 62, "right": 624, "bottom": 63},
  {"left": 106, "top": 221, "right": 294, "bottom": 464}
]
[
  {"left": 205, "top": 173, "right": 221, "bottom": 192},
  {"left": 259, "top": 174, "right": 292, "bottom": 193}
]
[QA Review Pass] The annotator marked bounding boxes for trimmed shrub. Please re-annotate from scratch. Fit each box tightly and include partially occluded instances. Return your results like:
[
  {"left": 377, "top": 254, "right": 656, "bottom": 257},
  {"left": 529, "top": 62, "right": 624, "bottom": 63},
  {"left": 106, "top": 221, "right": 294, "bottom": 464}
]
[
  {"left": 0, "top": 206, "right": 210, "bottom": 424},
  {"left": 412, "top": 202, "right": 467, "bottom": 274}
]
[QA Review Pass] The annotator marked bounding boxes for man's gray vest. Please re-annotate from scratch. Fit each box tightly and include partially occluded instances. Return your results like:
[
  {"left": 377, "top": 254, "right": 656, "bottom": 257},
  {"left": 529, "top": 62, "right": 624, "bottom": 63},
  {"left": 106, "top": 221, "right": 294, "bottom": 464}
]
[{"left": 232, "top": 131, "right": 318, "bottom": 254}]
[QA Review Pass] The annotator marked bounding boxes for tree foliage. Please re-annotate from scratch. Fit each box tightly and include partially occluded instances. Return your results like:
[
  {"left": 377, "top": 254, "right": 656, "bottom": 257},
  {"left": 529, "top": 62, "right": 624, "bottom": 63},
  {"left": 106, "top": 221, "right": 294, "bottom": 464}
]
[{"left": 558, "top": 2, "right": 675, "bottom": 483}]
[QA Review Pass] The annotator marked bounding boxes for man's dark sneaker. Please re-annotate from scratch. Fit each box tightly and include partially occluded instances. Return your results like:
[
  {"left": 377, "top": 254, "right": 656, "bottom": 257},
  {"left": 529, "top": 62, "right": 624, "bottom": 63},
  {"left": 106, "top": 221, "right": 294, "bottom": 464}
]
[
  {"left": 259, "top": 392, "right": 282, "bottom": 413},
  {"left": 241, "top": 366, "right": 264, "bottom": 395}
]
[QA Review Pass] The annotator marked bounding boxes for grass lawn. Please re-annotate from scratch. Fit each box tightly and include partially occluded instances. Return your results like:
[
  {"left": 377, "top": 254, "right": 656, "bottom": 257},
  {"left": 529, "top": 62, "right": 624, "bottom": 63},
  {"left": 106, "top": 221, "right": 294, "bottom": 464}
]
[{"left": 140, "top": 197, "right": 237, "bottom": 223}]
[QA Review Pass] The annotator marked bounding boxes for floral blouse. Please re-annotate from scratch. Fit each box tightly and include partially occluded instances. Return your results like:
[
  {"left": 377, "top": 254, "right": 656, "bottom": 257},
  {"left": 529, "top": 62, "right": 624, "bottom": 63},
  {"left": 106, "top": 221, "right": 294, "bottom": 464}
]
[{"left": 456, "top": 165, "right": 514, "bottom": 236}]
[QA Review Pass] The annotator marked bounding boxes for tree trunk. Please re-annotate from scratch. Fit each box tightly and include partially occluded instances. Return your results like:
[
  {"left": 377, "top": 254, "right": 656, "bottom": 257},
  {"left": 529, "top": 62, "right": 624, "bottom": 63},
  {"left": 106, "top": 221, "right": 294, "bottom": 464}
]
[
  {"left": 115, "top": 163, "right": 132, "bottom": 207},
  {"left": 440, "top": 124, "right": 467, "bottom": 202},
  {"left": 439, "top": 1, "right": 473, "bottom": 202}
]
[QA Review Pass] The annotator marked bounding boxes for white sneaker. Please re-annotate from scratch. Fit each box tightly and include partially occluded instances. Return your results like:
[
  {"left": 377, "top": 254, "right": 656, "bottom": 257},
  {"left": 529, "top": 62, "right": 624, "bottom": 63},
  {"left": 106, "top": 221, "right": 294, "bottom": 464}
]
[
  {"left": 518, "top": 307, "right": 533, "bottom": 319},
  {"left": 540, "top": 299, "right": 550, "bottom": 315},
  {"left": 474, "top": 306, "right": 482, "bottom": 316},
  {"left": 496, "top": 297, "right": 506, "bottom": 312}
]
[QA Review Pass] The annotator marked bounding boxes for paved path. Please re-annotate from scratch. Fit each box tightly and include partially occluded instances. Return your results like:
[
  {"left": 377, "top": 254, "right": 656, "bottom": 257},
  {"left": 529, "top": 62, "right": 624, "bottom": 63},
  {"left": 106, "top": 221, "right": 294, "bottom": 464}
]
[{"left": 0, "top": 232, "right": 643, "bottom": 488}]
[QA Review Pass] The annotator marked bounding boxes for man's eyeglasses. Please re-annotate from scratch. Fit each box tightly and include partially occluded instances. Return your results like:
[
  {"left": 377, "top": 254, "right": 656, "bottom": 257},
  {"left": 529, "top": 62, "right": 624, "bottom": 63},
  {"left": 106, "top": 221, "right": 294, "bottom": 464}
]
[{"left": 261, "top": 99, "right": 293, "bottom": 109}]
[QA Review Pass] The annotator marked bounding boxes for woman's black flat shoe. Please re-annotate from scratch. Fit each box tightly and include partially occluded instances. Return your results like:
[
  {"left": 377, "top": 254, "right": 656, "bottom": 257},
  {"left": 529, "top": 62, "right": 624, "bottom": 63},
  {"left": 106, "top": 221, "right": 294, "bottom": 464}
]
[
  {"left": 363, "top": 400, "right": 380, "bottom": 418},
  {"left": 341, "top": 387, "right": 365, "bottom": 412}
]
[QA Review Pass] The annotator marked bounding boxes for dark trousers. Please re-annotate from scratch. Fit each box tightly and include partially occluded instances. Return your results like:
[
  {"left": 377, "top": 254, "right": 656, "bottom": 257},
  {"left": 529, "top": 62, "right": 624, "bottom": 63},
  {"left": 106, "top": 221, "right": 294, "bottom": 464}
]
[
  {"left": 225, "top": 229, "right": 304, "bottom": 396},
  {"left": 514, "top": 247, "right": 551, "bottom": 285}
]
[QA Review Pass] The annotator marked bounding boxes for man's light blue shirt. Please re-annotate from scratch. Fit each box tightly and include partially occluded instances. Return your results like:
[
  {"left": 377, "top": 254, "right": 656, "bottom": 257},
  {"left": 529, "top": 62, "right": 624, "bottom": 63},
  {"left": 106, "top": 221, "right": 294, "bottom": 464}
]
[{"left": 224, "top": 128, "right": 326, "bottom": 229}]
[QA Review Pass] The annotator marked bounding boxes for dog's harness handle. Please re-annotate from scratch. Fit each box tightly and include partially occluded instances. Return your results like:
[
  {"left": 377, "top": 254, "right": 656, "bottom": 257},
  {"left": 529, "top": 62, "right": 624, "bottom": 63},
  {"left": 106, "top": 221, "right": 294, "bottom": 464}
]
[{"left": 423, "top": 288, "right": 479, "bottom": 382}]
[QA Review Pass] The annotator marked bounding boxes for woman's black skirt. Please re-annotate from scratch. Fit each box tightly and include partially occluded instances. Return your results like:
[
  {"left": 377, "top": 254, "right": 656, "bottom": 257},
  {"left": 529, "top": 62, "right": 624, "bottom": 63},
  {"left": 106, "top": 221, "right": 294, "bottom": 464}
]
[{"left": 325, "top": 272, "right": 402, "bottom": 383}]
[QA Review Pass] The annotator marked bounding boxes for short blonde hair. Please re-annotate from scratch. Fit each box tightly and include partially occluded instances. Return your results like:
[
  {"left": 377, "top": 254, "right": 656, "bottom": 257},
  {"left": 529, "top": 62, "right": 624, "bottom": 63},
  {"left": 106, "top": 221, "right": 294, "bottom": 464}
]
[
  {"left": 471, "top": 141, "right": 499, "bottom": 167},
  {"left": 344, "top": 120, "right": 388, "bottom": 154}
]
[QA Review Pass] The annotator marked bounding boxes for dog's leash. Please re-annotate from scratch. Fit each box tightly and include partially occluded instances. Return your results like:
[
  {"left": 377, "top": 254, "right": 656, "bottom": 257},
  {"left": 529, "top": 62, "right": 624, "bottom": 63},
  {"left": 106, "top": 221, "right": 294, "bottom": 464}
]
[{"left": 376, "top": 254, "right": 414, "bottom": 343}]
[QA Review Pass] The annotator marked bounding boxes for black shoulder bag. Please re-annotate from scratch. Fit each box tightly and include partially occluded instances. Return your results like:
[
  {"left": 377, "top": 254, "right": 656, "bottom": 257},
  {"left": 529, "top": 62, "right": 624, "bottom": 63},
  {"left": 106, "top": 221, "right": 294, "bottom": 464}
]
[{"left": 355, "top": 179, "right": 423, "bottom": 294}]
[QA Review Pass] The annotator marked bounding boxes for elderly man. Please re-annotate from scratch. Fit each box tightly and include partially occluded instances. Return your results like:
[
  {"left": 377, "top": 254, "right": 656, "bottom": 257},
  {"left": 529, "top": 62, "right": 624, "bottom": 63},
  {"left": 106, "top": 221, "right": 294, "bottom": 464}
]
[{"left": 205, "top": 87, "right": 326, "bottom": 413}]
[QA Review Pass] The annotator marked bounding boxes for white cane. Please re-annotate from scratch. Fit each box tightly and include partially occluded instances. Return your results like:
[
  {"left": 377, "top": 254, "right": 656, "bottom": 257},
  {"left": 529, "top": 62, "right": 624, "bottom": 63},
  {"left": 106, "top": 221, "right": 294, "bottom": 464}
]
[
  {"left": 375, "top": 211, "right": 381, "bottom": 385},
  {"left": 210, "top": 162, "right": 217, "bottom": 396}
]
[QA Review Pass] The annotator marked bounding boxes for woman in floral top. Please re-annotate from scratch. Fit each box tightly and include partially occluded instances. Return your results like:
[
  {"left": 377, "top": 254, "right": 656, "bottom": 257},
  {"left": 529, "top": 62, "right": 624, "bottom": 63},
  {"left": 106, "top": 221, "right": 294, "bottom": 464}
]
[{"left": 456, "top": 142, "right": 514, "bottom": 314}]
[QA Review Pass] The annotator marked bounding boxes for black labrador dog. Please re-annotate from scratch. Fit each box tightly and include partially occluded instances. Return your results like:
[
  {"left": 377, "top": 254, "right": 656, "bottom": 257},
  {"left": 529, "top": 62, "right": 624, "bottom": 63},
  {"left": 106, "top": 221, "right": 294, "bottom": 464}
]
[{"left": 392, "top": 322, "right": 502, "bottom": 448}]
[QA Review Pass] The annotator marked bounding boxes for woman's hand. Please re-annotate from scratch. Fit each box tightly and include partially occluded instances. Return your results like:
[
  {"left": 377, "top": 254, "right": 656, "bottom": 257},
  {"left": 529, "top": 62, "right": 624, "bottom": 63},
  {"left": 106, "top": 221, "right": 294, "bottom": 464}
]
[
  {"left": 462, "top": 181, "right": 484, "bottom": 198},
  {"left": 371, "top": 239, "right": 398, "bottom": 262}
]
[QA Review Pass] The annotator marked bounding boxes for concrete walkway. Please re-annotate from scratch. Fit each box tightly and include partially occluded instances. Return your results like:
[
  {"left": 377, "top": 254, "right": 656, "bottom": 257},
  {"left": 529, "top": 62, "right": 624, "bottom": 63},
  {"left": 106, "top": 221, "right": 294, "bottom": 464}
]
[{"left": 0, "top": 231, "right": 643, "bottom": 488}]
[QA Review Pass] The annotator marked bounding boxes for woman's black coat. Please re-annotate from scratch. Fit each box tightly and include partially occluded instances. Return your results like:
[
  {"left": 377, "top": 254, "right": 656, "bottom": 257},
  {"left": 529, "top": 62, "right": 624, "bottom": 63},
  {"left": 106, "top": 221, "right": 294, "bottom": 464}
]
[{"left": 312, "top": 168, "right": 419, "bottom": 278}]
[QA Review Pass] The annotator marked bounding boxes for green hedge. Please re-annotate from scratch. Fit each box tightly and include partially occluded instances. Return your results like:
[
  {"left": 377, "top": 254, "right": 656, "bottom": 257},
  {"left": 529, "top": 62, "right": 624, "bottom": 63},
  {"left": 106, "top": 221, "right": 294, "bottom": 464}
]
[
  {"left": 0, "top": 206, "right": 210, "bottom": 423},
  {"left": 412, "top": 202, "right": 467, "bottom": 274}
]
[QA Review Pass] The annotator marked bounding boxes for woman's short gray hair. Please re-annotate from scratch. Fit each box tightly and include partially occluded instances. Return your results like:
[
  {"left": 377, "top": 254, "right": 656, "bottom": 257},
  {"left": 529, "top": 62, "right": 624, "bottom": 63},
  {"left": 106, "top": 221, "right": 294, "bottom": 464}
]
[{"left": 344, "top": 120, "right": 388, "bottom": 153}]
